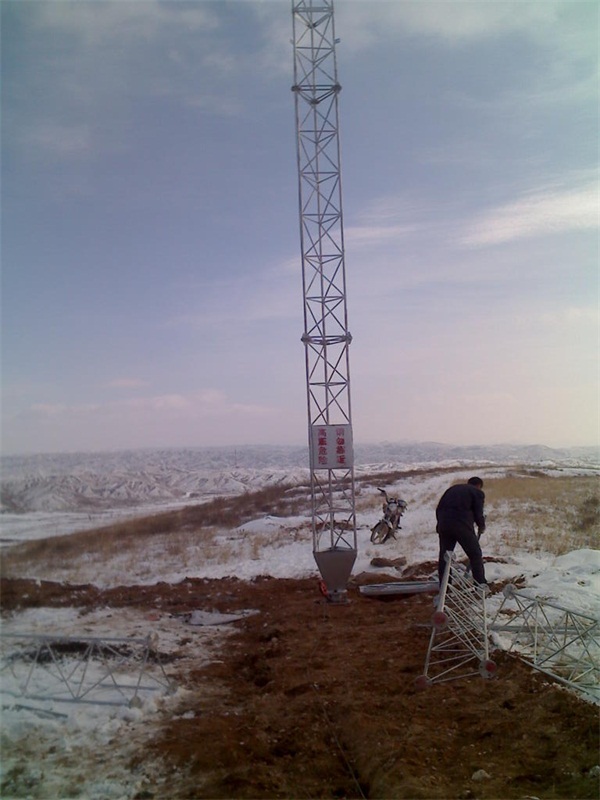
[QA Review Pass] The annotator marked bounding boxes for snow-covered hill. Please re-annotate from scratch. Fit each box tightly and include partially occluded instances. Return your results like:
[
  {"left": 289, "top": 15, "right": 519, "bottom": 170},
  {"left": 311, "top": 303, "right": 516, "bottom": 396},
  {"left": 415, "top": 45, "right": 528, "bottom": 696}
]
[
  {"left": 0, "top": 447, "right": 310, "bottom": 513},
  {"left": 1, "top": 442, "right": 597, "bottom": 514}
]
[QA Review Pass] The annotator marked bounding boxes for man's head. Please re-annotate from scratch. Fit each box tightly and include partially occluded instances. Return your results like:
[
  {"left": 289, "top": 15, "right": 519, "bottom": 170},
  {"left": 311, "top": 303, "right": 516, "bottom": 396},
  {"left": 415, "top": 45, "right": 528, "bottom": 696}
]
[{"left": 468, "top": 477, "right": 483, "bottom": 489}]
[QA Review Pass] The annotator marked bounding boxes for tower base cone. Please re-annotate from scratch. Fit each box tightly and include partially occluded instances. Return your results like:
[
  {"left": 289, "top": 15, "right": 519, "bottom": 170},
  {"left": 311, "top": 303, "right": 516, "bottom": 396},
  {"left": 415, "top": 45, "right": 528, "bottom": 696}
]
[{"left": 314, "top": 547, "right": 357, "bottom": 603}]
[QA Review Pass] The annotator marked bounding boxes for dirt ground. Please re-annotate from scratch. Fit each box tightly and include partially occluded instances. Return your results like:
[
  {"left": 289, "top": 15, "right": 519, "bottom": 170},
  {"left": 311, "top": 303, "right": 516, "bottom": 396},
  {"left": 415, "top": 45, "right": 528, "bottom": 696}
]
[{"left": 1, "top": 570, "right": 599, "bottom": 800}]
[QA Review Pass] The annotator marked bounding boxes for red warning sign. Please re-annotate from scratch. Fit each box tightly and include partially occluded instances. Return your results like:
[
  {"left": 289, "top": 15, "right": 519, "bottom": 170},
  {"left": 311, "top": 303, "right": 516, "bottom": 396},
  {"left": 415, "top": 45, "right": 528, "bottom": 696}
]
[{"left": 310, "top": 424, "right": 353, "bottom": 470}]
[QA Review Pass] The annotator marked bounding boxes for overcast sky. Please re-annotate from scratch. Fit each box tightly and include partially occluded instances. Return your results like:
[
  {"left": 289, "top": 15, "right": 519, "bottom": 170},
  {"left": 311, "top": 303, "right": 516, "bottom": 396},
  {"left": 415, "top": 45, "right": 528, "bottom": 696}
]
[{"left": 2, "top": 0, "right": 598, "bottom": 455}]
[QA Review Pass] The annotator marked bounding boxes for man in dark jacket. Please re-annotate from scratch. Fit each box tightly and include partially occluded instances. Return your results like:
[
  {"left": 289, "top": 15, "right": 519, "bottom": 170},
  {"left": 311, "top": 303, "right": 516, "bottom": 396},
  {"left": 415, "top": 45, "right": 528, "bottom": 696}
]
[{"left": 436, "top": 477, "right": 487, "bottom": 585}]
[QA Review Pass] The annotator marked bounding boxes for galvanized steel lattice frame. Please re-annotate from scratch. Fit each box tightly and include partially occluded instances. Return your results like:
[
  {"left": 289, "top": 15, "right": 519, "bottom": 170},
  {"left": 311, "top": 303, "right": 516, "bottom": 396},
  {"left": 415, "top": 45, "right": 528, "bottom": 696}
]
[
  {"left": 0, "top": 632, "right": 174, "bottom": 708},
  {"left": 419, "top": 553, "right": 497, "bottom": 687},
  {"left": 490, "top": 586, "right": 600, "bottom": 703},
  {"left": 291, "top": 0, "right": 357, "bottom": 558}
]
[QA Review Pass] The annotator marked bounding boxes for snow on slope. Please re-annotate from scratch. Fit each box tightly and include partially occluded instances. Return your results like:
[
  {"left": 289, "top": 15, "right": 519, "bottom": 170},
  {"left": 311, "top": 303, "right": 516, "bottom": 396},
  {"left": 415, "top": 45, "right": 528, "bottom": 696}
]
[
  {"left": 1, "top": 442, "right": 597, "bottom": 514},
  {"left": 0, "top": 458, "right": 598, "bottom": 799},
  {"left": 2, "top": 465, "right": 598, "bottom": 614}
]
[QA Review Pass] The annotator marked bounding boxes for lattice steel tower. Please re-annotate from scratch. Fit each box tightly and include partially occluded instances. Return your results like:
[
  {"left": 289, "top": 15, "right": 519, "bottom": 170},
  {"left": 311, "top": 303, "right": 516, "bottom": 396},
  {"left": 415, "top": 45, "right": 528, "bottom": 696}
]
[{"left": 291, "top": 0, "right": 356, "bottom": 600}]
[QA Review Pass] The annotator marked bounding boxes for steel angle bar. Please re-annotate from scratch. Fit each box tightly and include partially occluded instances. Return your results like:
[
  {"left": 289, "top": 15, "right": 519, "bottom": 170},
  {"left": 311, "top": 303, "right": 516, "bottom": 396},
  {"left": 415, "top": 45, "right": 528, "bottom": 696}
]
[
  {"left": 422, "top": 629, "right": 483, "bottom": 683},
  {"left": 2, "top": 702, "right": 69, "bottom": 720},
  {"left": 2, "top": 632, "right": 151, "bottom": 646},
  {"left": 418, "top": 553, "right": 496, "bottom": 688},
  {"left": 0, "top": 632, "right": 174, "bottom": 707},
  {"left": 71, "top": 641, "right": 139, "bottom": 702},
  {"left": 490, "top": 587, "right": 599, "bottom": 701}
]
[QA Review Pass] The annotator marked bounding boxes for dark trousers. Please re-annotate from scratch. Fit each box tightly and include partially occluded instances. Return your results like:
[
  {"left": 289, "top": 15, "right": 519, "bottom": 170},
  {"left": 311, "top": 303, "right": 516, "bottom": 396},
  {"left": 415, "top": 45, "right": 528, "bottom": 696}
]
[{"left": 437, "top": 528, "right": 486, "bottom": 585}]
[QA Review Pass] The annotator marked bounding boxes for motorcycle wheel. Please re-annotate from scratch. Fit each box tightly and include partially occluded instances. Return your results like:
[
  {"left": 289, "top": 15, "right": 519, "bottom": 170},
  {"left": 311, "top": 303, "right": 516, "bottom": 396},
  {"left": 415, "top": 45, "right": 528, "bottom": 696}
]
[{"left": 370, "top": 521, "right": 390, "bottom": 544}]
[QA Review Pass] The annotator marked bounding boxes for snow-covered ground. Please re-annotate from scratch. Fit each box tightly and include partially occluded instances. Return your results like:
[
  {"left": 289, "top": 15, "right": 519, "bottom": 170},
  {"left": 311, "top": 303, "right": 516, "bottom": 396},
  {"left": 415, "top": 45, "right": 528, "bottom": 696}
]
[
  {"left": 2, "top": 464, "right": 598, "bottom": 609},
  {"left": 0, "top": 502, "right": 203, "bottom": 546},
  {"left": 0, "top": 458, "right": 598, "bottom": 799}
]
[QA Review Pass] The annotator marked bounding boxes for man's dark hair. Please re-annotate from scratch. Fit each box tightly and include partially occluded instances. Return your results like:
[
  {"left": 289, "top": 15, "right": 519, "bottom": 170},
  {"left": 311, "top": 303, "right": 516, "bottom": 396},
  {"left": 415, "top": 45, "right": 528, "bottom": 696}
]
[{"left": 468, "top": 476, "right": 483, "bottom": 488}]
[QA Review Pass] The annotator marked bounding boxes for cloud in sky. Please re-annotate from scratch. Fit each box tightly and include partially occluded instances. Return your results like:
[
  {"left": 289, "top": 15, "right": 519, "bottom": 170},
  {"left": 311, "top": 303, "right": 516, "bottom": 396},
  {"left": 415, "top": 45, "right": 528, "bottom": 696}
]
[
  {"left": 106, "top": 379, "right": 150, "bottom": 390},
  {"left": 33, "top": 1, "right": 219, "bottom": 44},
  {"left": 9, "top": 389, "right": 282, "bottom": 453},
  {"left": 25, "top": 123, "right": 93, "bottom": 158},
  {"left": 1, "top": 0, "right": 598, "bottom": 454},
  {"left": 334, "top": 0, "right": 597, "bottom": 59},
  {"left": 460, "top": 178, "right": 598, "bottom": 246}
]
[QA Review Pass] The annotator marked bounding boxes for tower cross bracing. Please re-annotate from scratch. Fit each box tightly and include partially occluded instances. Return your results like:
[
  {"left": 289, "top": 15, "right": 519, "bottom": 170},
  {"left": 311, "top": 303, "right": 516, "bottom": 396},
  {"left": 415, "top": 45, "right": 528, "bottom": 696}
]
[{"left": 291, "top": 0, "right": 357, "bottom": 598}]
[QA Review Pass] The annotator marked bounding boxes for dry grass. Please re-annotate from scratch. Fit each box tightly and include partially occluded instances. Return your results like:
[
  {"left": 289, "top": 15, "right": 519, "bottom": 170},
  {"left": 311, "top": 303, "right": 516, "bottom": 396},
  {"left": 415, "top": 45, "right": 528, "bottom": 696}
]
[
  {"left": 1, "top": 468, "right": 597, "bottom": 580},
  {"left": 484, "top": 472, "right": 599, "bottom": 555},
  {"left": 357, "top": 465, "right": 462, "bottom": 489},
  {"left": 0, "top": 483, "right": 311, "bottom": 580},
  {"left": 356, "top": 467, "right": 599, "bottom": 556}
]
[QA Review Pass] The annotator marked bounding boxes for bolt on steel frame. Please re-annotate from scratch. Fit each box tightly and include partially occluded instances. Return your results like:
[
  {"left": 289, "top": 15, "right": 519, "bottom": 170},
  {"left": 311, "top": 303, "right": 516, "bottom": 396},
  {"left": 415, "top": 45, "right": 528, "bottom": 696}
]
[{"left": 291, "top": 0, "right": 357, "bottom": 598}]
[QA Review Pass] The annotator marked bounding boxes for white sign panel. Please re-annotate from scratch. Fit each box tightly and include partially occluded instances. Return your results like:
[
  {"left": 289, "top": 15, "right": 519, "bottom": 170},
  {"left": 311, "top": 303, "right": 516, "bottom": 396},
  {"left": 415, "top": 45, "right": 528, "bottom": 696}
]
[{"left": 310, "top": 424, "right": 353, "bottom": 470}]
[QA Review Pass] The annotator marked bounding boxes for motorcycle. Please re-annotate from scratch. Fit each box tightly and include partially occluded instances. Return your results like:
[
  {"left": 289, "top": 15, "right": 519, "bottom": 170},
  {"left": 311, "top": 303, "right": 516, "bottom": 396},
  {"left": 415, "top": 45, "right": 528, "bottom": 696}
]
[{"left": 370, "top": 487, "right": 408, "bottom": 544}]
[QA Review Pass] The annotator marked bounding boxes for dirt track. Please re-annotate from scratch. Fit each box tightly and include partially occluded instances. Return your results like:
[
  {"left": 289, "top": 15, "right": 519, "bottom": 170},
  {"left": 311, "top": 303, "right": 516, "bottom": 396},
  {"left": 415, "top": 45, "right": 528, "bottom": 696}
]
[{"left": 1, "top": 572, "right": 599, "bottom": 799}]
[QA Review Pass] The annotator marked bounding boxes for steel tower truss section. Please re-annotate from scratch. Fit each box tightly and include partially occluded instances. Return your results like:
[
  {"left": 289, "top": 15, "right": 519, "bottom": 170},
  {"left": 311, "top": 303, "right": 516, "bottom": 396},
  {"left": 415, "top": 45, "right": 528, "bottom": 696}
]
[
  {"left": 417, "top": 553, "right": 497, "bottom": 688},
  {"left": 490, "top": 586, "right": 600, "bottom": 703},
  {"left": 0, "top": 632, "right": 174, "bottom": 708},
  {"left": 291, "top": 0, "right": 356, "bottom": 596}
]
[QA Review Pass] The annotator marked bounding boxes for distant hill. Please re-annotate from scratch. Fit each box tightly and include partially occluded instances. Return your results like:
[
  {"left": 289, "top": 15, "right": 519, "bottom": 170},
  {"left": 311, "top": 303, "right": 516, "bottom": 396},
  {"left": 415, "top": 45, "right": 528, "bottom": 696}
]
[
  {"left": 1, "top": 442, "right": 597, "bottom": 513},
  {"left": 354, "top": 441, "right": 599, "bottom": 467}
]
